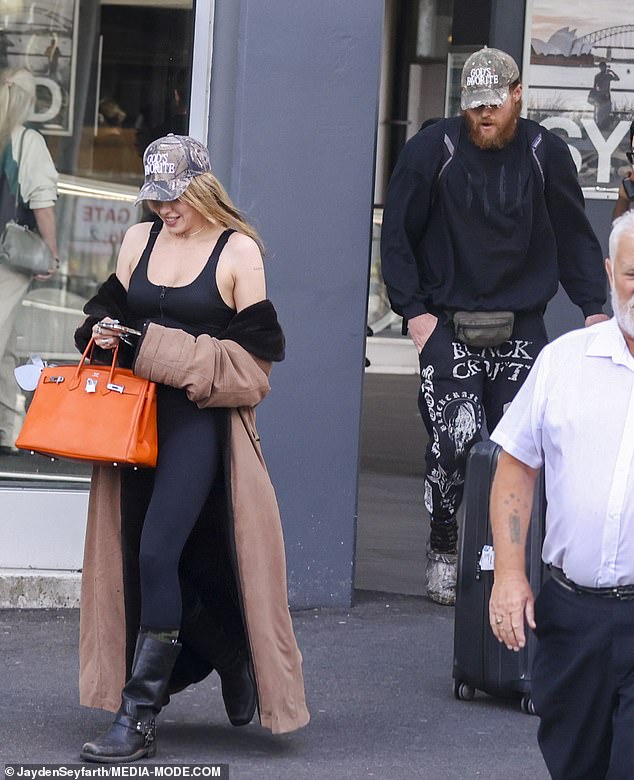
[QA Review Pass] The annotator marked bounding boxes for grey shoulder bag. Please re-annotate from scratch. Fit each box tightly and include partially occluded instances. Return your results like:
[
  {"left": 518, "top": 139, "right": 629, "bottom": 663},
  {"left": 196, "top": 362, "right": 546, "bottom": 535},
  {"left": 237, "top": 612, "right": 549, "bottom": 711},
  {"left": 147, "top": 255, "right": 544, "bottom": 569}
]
[{"left": 0, "top": 129, "right": 54, "bottom": 275}]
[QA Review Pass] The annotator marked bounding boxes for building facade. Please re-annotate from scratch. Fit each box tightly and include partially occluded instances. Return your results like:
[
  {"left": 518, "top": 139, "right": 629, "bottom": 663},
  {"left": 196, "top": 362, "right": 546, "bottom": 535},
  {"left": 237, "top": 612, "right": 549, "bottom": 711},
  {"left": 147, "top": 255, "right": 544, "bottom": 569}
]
[
  {"left": 1, "top": 0, "right": 384, "bottom": 609},
  {"left": 1, "top": 0, "right": 625, "bottom": 607}
]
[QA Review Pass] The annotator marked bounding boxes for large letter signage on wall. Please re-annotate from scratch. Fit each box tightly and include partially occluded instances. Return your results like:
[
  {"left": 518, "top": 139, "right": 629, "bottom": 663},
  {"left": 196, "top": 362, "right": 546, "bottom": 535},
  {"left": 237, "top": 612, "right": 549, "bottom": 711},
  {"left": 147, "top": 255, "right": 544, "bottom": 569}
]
[
  {"left": 0, "top": 0, "right": 79, "bottom": 136},
  {"left": 523, "top": 0, "right": 633, "bottom": 194}
]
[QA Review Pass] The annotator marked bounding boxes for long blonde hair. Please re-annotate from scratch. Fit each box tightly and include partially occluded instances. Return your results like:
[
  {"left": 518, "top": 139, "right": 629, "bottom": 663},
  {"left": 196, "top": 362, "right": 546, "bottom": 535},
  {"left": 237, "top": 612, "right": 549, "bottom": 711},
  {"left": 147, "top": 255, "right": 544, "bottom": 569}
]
[
  {"left": 0, "top": 67, "right": 36, "bottom": 153},
  {"left": 178, "top": 172, "right": 264, "bottom": 254}
]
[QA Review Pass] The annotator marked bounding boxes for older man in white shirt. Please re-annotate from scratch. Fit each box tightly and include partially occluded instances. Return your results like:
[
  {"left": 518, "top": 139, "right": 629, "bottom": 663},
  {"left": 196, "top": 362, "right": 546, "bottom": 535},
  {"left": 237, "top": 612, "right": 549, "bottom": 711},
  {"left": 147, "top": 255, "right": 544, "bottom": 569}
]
[{"left": 487, "top": 210, "right": 634, "bottom": 780}]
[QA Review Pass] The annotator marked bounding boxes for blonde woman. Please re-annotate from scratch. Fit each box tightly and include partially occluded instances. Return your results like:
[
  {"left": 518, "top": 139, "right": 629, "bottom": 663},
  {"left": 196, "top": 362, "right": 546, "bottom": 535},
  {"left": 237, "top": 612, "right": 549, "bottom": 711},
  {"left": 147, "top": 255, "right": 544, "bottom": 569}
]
[
  {"left": 75, "top": 135, "right": 309, "bottom": 763},
  {"left": 0, "top": 66, "right": 58, "bottom": 453}
]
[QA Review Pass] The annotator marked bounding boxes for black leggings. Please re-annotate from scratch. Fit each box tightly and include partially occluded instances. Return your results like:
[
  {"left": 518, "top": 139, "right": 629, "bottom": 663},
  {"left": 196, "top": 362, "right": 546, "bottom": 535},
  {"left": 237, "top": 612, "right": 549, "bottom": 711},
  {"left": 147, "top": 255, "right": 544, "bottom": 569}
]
[{"left": 137, "top": 385, "right": 223, "bottom": 630}]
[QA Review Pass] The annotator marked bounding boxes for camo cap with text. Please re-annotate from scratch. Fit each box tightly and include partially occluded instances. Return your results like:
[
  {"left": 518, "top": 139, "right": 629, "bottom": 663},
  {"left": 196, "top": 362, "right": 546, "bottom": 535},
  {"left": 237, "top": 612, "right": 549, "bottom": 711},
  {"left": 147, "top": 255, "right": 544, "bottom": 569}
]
[
  {"left": 460, "top": 47, "right": 520, "bottom": 111},
  {"left": 135, "top": 134, "right": 211, "bottom": 204}
]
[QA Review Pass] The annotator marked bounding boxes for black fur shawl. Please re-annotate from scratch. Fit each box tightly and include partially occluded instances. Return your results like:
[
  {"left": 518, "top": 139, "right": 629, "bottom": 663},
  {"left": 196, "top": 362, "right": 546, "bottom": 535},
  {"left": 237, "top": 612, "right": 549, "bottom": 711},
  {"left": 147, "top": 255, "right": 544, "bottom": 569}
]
[{"left": 74, "top": 273, "right": 285, "bottom": 367}]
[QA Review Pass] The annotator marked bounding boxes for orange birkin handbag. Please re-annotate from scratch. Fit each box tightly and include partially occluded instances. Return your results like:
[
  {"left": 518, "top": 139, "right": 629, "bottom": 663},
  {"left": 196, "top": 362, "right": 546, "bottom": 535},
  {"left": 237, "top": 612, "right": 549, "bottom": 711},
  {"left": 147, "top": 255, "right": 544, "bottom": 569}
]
[{"left": 16, "top": 337, "right": 158, "bottom": 467}]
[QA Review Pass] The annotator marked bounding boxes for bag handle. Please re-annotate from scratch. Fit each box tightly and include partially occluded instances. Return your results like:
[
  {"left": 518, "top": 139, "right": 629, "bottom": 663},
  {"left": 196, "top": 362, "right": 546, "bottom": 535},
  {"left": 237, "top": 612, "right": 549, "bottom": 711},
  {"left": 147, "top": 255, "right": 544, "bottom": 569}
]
[
  {"left": 13, "top": 127, "right": 27, "bottom": 216},
  {"left": 69, "top": 336, "right": 120, "bottom": 390},
  {"left": 138, "top": 381, "right": 156, "bottom": 433}
]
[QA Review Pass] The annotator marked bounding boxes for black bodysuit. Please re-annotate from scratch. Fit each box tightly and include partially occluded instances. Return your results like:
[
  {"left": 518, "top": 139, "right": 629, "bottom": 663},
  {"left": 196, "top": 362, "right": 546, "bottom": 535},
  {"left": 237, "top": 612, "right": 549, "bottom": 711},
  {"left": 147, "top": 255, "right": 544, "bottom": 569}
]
[
  {"left": 127, "top": 222, "right": 235, "bottom": 337},
  {"left": 123, "top": 222, "right": 236, "bottom": 630}
]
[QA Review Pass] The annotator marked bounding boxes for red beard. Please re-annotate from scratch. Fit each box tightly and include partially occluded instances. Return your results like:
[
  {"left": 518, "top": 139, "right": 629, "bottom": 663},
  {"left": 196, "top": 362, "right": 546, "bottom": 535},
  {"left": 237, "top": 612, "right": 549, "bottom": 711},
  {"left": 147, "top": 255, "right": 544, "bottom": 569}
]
[{"left": 464, "top": 105, "right": 520, "bottom": 150}]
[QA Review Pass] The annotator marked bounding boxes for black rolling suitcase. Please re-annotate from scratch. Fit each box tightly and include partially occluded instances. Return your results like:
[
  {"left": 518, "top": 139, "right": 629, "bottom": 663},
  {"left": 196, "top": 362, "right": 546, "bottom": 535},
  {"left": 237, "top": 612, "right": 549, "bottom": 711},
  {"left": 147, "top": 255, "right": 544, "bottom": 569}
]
[{"left": 452, "top": 439, "right": 547, "bottom": 714}]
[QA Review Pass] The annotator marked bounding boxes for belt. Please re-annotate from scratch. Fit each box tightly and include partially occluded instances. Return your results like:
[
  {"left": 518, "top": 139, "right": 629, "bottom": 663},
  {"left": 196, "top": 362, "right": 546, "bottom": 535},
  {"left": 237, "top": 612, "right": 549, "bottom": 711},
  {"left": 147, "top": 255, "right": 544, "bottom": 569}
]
[{"left": 550, "top": 566, "right": 634, "bottom": 601}]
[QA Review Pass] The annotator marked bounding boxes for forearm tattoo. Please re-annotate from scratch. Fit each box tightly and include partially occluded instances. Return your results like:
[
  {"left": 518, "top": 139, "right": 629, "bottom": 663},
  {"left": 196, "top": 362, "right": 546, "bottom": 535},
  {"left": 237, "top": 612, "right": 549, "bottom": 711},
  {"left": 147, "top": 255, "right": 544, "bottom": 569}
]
[{"left": 503, "top": 492, "right": 528, "bottom": 544}]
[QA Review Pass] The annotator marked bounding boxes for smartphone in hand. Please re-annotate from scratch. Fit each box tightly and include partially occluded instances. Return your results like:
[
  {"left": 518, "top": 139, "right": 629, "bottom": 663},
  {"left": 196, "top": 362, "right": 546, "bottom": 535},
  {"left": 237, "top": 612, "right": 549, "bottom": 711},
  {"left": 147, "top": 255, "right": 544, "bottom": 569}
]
[
  {"left": 98, "top": 320, "right": 142, "bottom": 347},
  {"left": 102, "top": 321, "right": 142, "bottom": 336}
]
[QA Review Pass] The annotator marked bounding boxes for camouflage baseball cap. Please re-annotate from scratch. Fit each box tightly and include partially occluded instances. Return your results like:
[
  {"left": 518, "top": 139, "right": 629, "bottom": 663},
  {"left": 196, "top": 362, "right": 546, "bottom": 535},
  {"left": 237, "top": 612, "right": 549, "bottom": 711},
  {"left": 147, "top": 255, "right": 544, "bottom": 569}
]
[
  {"left": 135, "top": 133, "right": 211, "bottom": 204},
  {"left": 460, "top": 47, "right": 520, "bottom": 111}
]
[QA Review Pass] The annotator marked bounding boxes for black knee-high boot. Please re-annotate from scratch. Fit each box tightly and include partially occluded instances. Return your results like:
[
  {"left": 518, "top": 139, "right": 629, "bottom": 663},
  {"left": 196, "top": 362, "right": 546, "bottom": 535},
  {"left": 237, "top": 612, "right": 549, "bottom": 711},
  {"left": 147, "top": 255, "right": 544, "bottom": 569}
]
[
  {"left": 179, "top": 598, "right": 256, "bottom": 726},
  {"left": 81, "top": 631, "right": 181, "bottom": 763},
  {"left": 217, "top": 648, "right": 257, "bottom": 727}
]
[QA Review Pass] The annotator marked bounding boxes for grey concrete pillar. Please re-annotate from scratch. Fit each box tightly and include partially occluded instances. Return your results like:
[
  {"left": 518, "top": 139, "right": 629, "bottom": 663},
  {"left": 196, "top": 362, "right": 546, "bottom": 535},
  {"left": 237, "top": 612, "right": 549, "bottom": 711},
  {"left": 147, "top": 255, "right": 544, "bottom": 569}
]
[{"left": 209, "top": 1, "right": 384, "bottom": 606}]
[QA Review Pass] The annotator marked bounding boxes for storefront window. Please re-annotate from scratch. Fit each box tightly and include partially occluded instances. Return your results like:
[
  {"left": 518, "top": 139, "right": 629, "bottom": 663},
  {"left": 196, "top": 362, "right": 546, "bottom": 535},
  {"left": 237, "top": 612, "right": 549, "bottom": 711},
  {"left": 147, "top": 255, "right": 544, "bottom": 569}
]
[{"left": 0, "top": 0, "right": 195, "bottom": 482}]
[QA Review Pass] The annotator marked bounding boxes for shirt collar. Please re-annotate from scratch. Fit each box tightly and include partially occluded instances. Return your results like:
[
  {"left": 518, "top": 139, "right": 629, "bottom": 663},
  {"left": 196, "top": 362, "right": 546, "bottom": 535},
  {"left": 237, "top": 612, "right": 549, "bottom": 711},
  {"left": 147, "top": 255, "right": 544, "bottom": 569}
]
[{"left": 586, "top": 317, "right": 634, "bottom": 371}]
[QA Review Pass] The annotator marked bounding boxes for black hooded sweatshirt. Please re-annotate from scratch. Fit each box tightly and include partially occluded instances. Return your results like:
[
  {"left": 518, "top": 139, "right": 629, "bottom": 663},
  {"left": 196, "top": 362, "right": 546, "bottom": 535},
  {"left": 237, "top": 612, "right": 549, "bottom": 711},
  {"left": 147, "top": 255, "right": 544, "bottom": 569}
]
[{"left": 380, "top": 116, "right": 606, "bottom": 323}]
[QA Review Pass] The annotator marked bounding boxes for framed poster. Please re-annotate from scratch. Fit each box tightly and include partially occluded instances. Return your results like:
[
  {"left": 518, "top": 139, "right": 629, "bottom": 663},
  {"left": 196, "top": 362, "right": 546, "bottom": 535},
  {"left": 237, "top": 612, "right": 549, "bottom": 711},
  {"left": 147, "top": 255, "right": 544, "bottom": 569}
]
[
  {"left": 0, "top": 0, "right": 79, "bottom": 136},
  {"left": 523, "top": 0, "right": 633, "bottom": 195}
]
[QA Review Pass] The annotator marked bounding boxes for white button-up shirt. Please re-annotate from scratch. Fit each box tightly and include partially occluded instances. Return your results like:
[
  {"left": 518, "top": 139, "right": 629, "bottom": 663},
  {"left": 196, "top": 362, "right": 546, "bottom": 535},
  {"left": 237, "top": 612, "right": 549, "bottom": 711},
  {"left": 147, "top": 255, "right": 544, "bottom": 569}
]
[{"left": 491, "top": 317, "right": 634, "bottom": 588}]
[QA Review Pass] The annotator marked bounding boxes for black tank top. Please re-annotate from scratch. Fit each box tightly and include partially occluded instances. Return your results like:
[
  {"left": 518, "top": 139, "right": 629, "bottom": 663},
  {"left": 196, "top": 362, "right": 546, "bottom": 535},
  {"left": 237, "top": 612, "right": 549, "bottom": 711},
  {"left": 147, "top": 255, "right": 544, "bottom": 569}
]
[{"left": 127, "top": 221, "right": 236, "bottom": 337}]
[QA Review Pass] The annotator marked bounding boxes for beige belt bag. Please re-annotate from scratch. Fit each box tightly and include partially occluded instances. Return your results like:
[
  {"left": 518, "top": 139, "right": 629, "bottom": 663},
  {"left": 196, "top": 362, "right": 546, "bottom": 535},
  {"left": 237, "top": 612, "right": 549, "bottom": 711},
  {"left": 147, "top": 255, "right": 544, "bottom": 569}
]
[{"left": 452, "top": 311, "right": 515, "bottom": 348}]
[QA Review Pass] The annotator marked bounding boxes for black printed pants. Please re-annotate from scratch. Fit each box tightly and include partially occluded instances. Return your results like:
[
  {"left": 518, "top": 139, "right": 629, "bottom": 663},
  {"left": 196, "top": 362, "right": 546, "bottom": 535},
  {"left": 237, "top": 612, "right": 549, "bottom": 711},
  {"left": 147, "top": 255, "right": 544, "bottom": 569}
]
[{"left": 417, "top": 311, "right": 548, "bottom": 523}]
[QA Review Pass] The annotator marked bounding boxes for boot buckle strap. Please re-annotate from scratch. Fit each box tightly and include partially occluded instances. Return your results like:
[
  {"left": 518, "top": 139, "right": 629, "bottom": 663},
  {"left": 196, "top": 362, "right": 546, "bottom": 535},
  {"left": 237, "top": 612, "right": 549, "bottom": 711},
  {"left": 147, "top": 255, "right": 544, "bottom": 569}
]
[{"left": 114, "top": 712, "right": 156, "bottom": 743}]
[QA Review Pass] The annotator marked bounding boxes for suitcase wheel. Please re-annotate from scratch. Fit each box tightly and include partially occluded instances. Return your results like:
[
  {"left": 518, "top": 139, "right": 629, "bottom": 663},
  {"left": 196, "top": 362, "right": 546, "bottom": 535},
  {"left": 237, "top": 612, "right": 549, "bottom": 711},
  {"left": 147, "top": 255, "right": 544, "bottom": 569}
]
[
  {"left": 520, "top": 695, "right": 536, "bottom": 716},
  {"left": 453, "top": 680, "right": 475, "bottom": 701}
]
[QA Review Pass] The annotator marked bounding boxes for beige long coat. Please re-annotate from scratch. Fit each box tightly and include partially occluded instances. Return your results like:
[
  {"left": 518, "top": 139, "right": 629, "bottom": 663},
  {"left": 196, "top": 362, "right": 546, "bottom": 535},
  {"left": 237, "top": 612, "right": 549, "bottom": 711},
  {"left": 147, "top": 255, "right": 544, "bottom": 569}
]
[{"left": 79, "top": 324, "right": 310, "bottom": 735}]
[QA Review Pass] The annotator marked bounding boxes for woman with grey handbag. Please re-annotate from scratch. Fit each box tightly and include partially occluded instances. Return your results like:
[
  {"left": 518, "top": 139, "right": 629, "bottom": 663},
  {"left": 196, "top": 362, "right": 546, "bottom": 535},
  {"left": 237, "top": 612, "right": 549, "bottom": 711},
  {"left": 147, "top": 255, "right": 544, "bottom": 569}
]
[{"left": 0, "top": 66, "right": 58, "bottom": 455}]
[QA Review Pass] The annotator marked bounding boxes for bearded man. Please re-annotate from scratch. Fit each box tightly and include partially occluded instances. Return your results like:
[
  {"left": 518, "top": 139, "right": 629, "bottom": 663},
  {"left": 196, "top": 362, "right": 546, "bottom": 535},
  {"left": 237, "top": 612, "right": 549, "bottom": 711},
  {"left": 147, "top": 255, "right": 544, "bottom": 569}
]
[
  {"left": 380, "top": 47, "right": 608, "bottom": 606},
  {"left": 487, "top": 211, "right": 634, "bottom": 779}
]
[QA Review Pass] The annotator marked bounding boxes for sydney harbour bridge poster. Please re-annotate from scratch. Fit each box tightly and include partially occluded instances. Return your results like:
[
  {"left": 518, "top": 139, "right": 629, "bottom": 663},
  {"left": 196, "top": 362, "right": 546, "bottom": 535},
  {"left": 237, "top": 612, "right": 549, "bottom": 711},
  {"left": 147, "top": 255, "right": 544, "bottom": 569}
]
[{"left": 524, "top": 0, "right": 633, "bottom": 192}]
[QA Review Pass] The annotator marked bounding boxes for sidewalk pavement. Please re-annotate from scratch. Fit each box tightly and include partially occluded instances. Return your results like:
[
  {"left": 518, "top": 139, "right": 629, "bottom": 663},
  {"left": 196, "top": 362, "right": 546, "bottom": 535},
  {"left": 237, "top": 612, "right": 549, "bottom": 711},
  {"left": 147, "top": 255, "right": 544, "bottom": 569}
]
[
  {"left": 1, "top": 373, "right": 549, "bottom": 777},
  {"left": 1, "top": 593, "right": 548, "bottom": 779}
]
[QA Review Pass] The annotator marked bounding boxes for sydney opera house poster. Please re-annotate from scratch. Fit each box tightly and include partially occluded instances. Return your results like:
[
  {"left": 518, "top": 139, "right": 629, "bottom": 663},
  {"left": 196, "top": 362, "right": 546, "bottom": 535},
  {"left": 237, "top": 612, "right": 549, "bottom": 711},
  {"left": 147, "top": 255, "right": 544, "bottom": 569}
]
[{"left": 525, "top": 0, "right": 633, "bottom": 191}]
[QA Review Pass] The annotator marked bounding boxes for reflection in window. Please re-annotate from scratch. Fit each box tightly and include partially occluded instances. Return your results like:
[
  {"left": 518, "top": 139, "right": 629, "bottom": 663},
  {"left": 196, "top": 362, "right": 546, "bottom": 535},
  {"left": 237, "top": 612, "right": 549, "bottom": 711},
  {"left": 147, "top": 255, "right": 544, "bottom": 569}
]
[{"left": 0, "top": 0, "right": 194, "bottom": 481}]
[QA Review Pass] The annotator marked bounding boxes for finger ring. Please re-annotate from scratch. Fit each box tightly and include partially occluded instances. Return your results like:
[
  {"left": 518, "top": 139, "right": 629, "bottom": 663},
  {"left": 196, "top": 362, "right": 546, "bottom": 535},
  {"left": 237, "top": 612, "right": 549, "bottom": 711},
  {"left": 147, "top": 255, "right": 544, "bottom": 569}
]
[
  {"left": 495, "top": 616, "right": 503, "bottom": 625},
  {"left": 95, "top": 325, "right": 102, "bottom": 334}
]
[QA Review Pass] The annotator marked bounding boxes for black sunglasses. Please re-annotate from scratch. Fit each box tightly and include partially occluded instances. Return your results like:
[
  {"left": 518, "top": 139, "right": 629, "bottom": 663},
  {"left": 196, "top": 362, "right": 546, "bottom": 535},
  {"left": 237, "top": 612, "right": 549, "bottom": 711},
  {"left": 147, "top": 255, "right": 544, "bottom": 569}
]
[{"left": 627, "top": 151, "right": 634, "bottom": 165}]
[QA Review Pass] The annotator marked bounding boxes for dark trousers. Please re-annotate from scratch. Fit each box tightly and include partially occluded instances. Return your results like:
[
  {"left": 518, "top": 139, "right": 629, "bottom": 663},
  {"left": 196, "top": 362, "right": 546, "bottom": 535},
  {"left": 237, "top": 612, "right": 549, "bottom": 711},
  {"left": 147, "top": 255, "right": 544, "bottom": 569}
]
[
  {"left": 531, "top": 578, "right": 634, "bottom": 780},
  {"left": 417, "top": 311, "right": 547, "bottom": 522}
]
